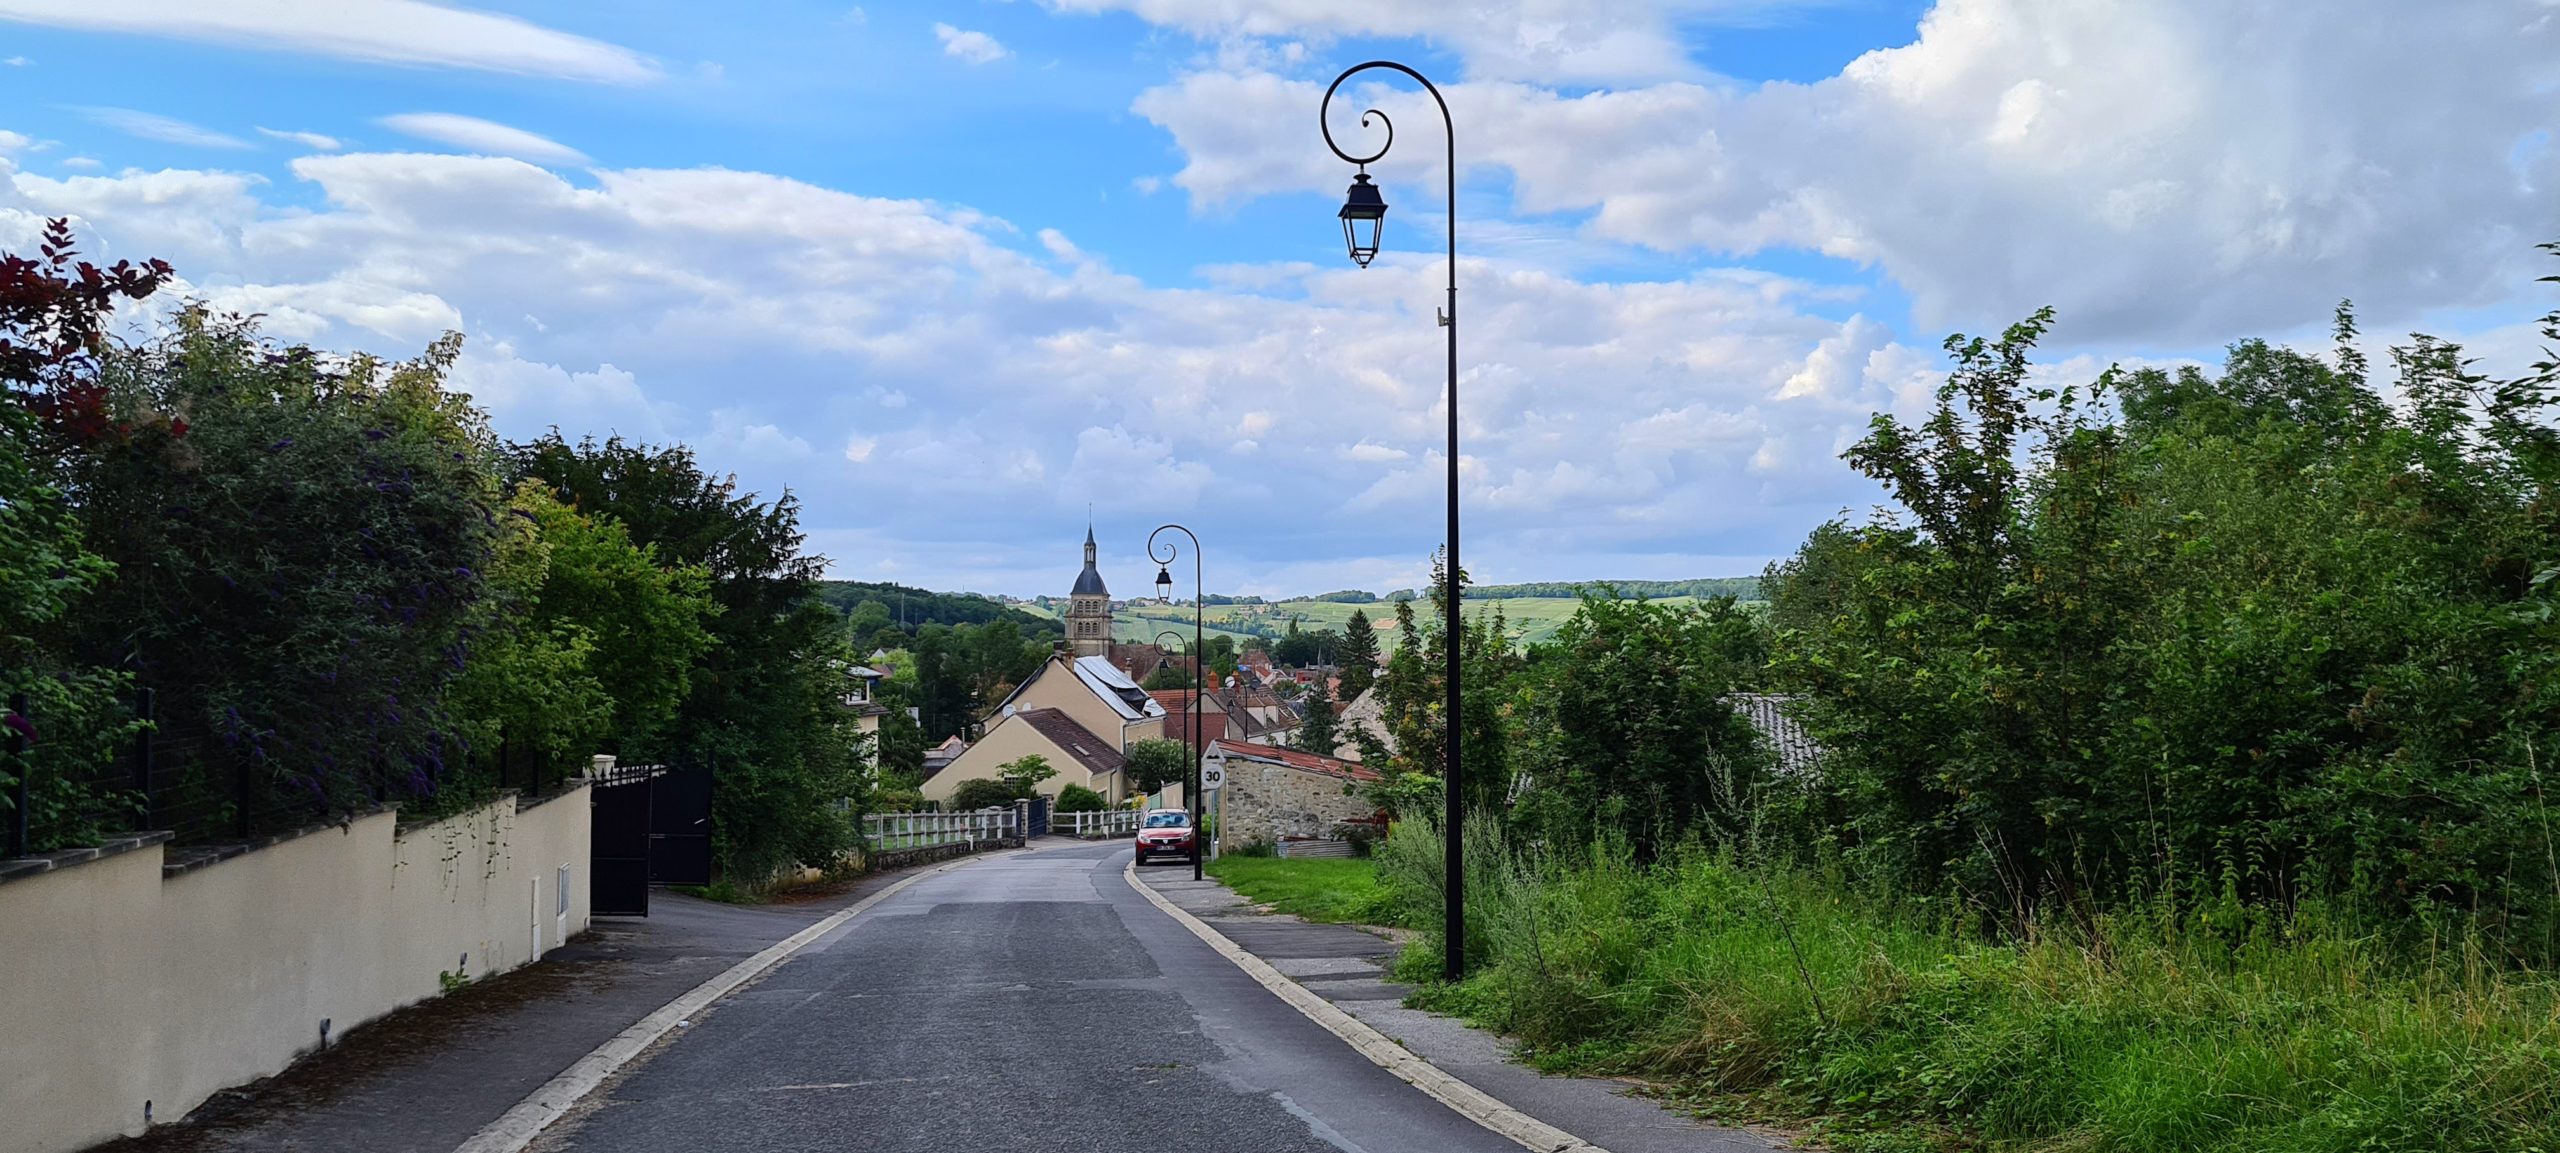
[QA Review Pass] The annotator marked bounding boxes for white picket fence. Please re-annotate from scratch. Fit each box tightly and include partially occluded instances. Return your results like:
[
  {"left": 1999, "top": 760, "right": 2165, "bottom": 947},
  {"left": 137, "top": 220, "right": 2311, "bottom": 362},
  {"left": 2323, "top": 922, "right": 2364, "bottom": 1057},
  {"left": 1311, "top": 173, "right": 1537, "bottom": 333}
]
[
  {"left": 1057, "top": 809, "right": 1145, "bottom": 838},
  {"left": 863, "top": 808, "right": 1019, "bottom": 851}
]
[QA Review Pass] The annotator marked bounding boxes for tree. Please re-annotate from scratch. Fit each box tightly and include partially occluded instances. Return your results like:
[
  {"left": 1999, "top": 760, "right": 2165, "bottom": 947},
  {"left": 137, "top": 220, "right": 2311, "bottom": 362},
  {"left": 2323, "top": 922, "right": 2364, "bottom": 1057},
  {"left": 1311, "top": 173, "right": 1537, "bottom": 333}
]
[
  {"left": 1294, "top": 676, "right": 1339, "bottom": 755},
  {"left": 64, "top": 314, "right": 505, "bottom": 829},
  {"left": 844, "top": 599, "right": 893, "bottom": 644},
  {"left": 1, "top": 219, "right": 166, "bottom": 850},
  {"left": 514, "top": 433, "right": 862, "bottom": 884},
  {"left": 1055, "top": 783, "right": 1106, "bottom": 813},
  {"left": 1510, "top": 595, "right": 1770, "bottom": 859},
  {"left": 997, "top": 753, "right": 1057, "bottom": 796},
  {"left": 1142, "top": 666, "right": 1196, "bottom": 690},
  {"left": 1338, "top": 609, "right": 1379, "bottom": 700},
  {"left": 1124, "top": 738, "right": 1190, "bottom": 793}
]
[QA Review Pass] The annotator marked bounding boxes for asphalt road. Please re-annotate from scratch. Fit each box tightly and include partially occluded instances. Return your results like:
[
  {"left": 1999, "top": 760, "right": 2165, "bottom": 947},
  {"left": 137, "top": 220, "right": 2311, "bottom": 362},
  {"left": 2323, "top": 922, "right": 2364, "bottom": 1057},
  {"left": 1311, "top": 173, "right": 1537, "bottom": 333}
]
[{"left": 532, "top": 841, "right": 1524, "bottom": 1153}]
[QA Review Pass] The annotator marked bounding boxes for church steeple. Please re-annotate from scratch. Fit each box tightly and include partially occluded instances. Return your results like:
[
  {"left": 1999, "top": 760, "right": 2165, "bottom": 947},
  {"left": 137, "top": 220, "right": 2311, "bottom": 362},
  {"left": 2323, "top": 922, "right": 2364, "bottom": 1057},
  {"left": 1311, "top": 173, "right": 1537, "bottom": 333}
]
[{"left": 1067, "top": 525, "right": 1111, "bottom": 656}]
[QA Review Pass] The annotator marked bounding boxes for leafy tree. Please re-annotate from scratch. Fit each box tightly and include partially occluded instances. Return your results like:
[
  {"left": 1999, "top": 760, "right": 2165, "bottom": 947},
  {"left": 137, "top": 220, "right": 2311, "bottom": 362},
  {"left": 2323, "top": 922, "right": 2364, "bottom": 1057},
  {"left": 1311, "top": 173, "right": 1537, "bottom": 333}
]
[
  {"left": 1124, "top": 738, "right": 1191, "bottom": 793},
  {"left": 0, "top": 219, "right": 166, "bottom": 849},
  {"left": 515, "top": 433, "right": 863, "bottom": 883},
  {"left": 62, "top": 314, "right": 504, "bottom": 829},
  {"left": 1142, "top": 665, "right": 1195, "bottom": 690},
  {"left": 873, "top": 702, "right": 925, "bottom": 780},
  {"left": 997, "top": 753, "right": 1057, "bottom": 795},
  {"left": 1338, "top": 609, "right": 1379, "bottom": 700},
  {"left": 1054, "top": 783, "right": 1106, "bottom": 813},
  {"left": 1510, "top": 595, "right": 1771, "bottom": 859},
  {"left": 844, "top": 599, "right": 893, "bottom": 644}
]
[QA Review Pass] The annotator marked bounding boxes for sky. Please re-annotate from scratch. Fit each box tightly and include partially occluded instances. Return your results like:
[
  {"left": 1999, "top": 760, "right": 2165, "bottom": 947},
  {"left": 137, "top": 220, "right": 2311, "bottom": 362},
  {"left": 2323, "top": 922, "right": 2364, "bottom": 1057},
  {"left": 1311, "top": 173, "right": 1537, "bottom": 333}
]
[{"left": 2, "top": 1, "right": 2556, "bottom": 599}]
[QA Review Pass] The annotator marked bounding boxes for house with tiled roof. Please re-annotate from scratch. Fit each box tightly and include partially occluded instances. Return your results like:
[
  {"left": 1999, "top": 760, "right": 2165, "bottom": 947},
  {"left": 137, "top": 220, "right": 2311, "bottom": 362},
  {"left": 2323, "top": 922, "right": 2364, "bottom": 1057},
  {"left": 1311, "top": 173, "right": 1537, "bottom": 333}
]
[
  {"left": 1731, "top": 693, "right": 1825, "bottom": 776},
  {"left": 922, "top": 707, "right": 1130, "bottom": 806},
  {"left": 1331, "top": 685, "right": 1391, "bottom": 762},
  {"left": 983, "top": 650, "right": 1167, "bottom": 754}
]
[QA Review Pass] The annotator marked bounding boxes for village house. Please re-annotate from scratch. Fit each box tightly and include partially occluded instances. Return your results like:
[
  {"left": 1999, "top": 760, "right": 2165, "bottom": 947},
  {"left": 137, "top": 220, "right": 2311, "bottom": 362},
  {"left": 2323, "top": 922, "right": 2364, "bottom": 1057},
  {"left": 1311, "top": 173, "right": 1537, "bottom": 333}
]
[{"left": 920, "top": 530, "right": 1168, "bottom": 807}]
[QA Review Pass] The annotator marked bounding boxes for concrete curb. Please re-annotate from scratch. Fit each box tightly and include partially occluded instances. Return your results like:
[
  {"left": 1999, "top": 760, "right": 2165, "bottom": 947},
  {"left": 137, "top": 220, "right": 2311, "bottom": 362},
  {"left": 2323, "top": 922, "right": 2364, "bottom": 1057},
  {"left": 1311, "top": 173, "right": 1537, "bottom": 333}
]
[
  {"left": 452, "top": 849, "right": 1022, "bottom": 1153},
  {"left": 1124, "top": 861, "right": 1610, "bottom": 1153}
]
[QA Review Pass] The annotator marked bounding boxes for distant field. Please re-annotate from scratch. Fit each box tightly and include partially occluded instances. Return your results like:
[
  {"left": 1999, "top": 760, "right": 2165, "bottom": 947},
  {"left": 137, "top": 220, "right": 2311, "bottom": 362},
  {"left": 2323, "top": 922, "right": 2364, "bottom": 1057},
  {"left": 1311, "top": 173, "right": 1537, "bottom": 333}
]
[{"left": 1008, "top": 591, "right": 1752, "bottom": 652}]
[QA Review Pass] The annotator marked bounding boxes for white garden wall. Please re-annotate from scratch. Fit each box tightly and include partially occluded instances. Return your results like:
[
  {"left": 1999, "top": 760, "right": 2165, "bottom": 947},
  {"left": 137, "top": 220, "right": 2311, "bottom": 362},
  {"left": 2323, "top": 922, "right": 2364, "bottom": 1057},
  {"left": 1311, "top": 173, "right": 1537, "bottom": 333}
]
[{"left": 0, "top": 786, "right": 590, "bottom": 1153}]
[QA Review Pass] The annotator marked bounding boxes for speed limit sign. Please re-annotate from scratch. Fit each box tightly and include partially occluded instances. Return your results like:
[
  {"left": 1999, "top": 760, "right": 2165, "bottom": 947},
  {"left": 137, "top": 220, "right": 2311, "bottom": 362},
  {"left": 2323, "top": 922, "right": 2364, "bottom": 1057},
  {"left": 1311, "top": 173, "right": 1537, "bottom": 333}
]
[{"left": 1200, "top": 762, "right": 1227, "bottom": 791}]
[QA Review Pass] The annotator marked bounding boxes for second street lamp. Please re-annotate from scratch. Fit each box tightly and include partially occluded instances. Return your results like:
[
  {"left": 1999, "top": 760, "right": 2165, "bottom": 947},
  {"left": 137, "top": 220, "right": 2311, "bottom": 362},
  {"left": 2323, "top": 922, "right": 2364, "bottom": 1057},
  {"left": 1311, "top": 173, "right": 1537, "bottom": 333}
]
[
  {"left": 1148, "top": 523, "right": 1205, "bottom": 881},
  {"left": 1320, "top": 60, "right": 1466, "bottom": 982}
]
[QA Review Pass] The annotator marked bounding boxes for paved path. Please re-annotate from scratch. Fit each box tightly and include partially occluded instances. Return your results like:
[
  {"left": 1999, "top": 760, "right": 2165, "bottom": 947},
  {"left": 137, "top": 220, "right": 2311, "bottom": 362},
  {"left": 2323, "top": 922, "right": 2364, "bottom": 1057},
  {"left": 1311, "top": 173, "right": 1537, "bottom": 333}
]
[{"left": 530, "top": 841, "right": 1525, "bottom": 1153}]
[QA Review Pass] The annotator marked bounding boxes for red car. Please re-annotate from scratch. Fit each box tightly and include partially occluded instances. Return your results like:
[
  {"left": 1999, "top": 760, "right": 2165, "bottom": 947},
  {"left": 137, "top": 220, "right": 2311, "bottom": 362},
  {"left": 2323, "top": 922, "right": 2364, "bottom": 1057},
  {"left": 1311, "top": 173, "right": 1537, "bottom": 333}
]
[{"left": 1132, "top": 809, "right": 1197, "bottom": 866}]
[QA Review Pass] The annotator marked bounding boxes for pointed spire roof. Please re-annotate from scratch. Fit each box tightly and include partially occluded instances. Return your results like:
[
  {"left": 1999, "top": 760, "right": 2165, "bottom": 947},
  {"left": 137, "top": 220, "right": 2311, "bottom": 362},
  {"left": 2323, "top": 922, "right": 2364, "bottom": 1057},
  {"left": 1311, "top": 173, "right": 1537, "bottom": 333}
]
[{"left": 1072, "top": 525, "right": 1109, "bottom": 597}]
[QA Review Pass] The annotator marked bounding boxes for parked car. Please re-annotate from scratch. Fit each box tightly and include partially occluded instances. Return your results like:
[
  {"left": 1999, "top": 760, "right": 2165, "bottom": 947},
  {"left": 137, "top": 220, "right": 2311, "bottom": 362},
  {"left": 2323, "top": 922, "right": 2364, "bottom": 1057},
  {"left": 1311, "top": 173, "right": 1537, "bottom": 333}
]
[{"left": 1133, "top": 808, "right": 1196, "bottom": 866}]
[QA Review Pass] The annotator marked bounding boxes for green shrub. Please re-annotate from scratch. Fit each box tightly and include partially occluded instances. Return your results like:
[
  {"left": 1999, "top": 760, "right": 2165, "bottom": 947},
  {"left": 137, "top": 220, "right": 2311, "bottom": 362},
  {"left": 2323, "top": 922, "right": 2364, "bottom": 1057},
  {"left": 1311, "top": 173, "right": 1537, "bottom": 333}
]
[
  {"left": 948, "top": 778, "right": 1018, "bottom": 811},
  {"left": 1054, "top": 783, "right": 1105, "bottom": 813}
]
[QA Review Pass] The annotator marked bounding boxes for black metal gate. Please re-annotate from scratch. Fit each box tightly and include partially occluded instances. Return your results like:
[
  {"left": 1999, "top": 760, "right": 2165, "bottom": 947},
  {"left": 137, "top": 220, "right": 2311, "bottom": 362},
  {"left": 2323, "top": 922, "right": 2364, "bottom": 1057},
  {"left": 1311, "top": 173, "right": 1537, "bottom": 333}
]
[
  {"left": 1028, "top": 795, "right": 1050, "bottom": 838},
  {"left": 590, "top": 764, "right": 654, "bottom": 917},
  {"left": 648, "top": 763, "right": 713, "bottom": 886}
]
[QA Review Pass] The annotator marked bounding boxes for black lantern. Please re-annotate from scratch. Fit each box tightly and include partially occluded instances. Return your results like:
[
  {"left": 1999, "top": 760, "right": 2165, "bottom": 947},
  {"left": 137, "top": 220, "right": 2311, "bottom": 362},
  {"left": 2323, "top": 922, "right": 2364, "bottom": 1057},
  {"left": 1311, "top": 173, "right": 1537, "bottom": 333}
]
[
  {"left": 1338, "top": 172, "right": 1387, "bottom": 267},
  {"left": 1155, "top": 566, "right": 1174, "bottom": 604}
]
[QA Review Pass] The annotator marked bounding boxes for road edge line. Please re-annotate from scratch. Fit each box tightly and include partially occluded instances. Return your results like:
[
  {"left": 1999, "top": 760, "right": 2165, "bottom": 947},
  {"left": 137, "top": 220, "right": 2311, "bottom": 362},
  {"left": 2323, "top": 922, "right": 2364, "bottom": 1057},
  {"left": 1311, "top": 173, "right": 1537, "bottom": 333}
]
[
  {"left": 453, "top": 847, "right": 1024, "bottom": 1153},
  {"left": 1124, "top": 861, "right": 1609, "bottom": 1153}
]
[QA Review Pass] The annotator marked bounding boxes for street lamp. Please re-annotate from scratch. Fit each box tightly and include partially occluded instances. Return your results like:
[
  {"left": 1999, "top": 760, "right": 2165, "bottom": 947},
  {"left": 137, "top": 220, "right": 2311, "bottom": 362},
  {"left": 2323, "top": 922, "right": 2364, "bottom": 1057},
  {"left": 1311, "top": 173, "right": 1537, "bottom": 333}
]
[
  {"left": 1148, "top": 524, "right": 1205, "bottom": 881},
  {"left": 1320, "top": 60, "right": 1466, "bottom": 981}
]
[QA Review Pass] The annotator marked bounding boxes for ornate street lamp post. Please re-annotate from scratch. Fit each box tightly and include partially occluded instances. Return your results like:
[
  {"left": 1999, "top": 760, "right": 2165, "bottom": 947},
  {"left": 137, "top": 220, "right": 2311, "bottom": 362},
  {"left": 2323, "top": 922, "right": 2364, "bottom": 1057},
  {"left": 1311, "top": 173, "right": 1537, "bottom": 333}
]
[
  {"left": 1149, "top": 524, "right": 1205, "bottom": 881},
  {"left": 1320, "top": 61, "right": 1465, "bottom": 981}
]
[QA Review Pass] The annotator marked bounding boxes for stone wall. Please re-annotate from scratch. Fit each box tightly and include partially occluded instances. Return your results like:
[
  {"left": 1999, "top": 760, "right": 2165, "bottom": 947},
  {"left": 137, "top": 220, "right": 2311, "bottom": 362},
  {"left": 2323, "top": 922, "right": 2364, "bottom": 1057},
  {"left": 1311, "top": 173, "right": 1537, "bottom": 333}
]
[{"left": 1215, "top": 759, "right": 1377, "bottom": 852}]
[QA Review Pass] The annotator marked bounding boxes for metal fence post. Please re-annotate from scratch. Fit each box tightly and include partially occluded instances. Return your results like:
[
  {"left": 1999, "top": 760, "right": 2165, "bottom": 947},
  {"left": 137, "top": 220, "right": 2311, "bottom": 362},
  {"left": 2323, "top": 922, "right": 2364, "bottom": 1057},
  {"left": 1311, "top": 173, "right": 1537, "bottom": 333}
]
[{"left": 7, "top": 692, "right": 29, "bottom": 857}]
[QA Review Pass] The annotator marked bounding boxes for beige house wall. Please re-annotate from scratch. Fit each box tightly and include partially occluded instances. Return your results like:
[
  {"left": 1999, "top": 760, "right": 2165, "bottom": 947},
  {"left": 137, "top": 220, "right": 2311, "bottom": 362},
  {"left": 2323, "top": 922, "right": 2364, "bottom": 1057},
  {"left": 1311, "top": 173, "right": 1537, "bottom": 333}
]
[
  {"left": 922, "top": 715, "right": 1123, "bottom": 805},
  {"left": 0, "top": 788, "right": 590, "bottom": 1153},
  {"left": 1004, "top": 663, "right": 1139, "bottom": 751},
  {"left": 1213, "top": 761, "right": 1377, "bottom": 852}
]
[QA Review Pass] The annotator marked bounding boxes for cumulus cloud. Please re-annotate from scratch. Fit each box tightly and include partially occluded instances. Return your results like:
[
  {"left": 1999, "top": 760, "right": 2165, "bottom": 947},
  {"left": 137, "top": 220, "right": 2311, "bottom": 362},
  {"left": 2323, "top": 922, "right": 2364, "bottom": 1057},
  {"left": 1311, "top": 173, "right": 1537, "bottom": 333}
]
[
  {"left": 0, "top": 140, "right": 2064, "bottom": 591},
  {"left": 1136, "top": 0, "right": 2560, "bottom": 342},
  {"left": 0, "top": 0, "right": 659, "bottom": 83},
  {"left": 378, "top": 113, "right": 587, "bottom": 164},
  {"left": 71, "top": 106, "right": 250, "bottom": 149},
  {"left": 934, "top": 23, "right": 1010, "bottom": 64}
]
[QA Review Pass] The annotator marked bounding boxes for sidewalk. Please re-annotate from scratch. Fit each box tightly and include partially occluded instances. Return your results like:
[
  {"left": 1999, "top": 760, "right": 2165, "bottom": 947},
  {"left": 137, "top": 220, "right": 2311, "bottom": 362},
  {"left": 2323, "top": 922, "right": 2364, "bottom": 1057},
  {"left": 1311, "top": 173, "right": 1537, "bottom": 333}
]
[
  {"left": 1134, "top": 869, "right": 1790, "bottom": 1153},
  {"left": 87, "top": 873, "right": 919, "bottom": 1153}
]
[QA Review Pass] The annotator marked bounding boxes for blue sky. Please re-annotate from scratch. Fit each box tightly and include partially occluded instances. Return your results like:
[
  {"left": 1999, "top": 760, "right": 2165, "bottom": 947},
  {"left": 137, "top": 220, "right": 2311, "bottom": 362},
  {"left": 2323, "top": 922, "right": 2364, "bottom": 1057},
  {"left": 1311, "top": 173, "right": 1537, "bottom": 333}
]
[{"left": 2, "top": 1, "right": 2555, "bottom": 598}]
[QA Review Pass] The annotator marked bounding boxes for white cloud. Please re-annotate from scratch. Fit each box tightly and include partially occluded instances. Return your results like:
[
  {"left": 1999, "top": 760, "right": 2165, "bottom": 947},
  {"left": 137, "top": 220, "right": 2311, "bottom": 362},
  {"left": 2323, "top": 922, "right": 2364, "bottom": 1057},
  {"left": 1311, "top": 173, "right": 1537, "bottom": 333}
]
[
  {"left": 58, "top": 156, "right": 98, "bottom": 170},
  {"left": 0, "top": 130, "right": 28, "bottom": 152},
  {"left": 257, "top": 127, "right": 342, "bottom": 150},
  {"left": 3, "top": 55, "right": 28, "bottom": 66},
  {"left": 1135, "top": 0, "right": 2560, "bottom": 342},
  {"left": 378, "top": 113, "right": 587, "bottom": 165},
  {"left": 934, "top": 22, "right": 1010, "bottom": 64},
  {"left": 71, "top": 106, "right": 250, "bottom": 149},
  {"left": 0, "top": 0, "right": 658, "bottom": 83}
]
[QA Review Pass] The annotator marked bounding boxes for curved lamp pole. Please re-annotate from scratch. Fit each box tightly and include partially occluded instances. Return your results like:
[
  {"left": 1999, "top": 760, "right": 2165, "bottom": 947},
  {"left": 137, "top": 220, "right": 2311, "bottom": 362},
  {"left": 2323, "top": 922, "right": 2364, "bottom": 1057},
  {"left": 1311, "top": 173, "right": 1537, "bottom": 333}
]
[
  {"left": 1149, "top": 524, "right": 1205, "bottom": 881},
  {"left": 1320, "top": 61, "right": 1464, "bottom": 981}
]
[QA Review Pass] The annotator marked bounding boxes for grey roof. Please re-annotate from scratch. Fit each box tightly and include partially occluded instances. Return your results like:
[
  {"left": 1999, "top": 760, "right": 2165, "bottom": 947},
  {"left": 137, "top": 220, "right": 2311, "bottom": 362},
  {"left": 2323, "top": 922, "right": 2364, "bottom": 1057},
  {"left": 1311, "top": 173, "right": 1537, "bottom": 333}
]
[
  {"left": 1015, "top": 708, "right": 1127, "bottom": 778},
  {"left": 1072, "top": 559, "right": 1109, "bottom": 596},
  {"left": 1732, "top": 693, "right": 1825, "bottom": 776}
]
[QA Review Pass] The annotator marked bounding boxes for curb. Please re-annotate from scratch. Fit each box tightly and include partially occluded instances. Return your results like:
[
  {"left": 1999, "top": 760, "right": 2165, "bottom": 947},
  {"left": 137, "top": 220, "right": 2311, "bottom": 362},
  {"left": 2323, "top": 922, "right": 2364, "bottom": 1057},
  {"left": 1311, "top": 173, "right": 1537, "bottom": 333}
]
[
  {"left": 452, "top": 849, "right": 1023, "bottom": 1153},
  {"left": 1124, "top": 861, "right": 1610, "bottom": 1153}
]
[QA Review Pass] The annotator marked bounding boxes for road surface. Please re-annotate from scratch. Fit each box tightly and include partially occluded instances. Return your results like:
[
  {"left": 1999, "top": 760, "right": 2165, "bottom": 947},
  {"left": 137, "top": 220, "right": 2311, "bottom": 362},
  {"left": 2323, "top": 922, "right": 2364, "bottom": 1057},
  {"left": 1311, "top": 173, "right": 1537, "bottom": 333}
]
[{"left": 532, "top": 840, "right": 1523, "bottom": 1153}]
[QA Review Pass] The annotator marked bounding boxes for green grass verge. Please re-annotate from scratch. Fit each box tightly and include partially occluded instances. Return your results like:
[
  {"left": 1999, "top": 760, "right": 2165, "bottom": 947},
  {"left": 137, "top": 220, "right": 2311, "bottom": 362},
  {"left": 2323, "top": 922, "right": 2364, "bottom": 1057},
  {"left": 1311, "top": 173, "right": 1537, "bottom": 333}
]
[
  {"left": 1392, "top": 841, "right": 2560, "bottom": 1153},
  {"left": 1206, "top": 856, "right": 1405, "bottom": 926}
]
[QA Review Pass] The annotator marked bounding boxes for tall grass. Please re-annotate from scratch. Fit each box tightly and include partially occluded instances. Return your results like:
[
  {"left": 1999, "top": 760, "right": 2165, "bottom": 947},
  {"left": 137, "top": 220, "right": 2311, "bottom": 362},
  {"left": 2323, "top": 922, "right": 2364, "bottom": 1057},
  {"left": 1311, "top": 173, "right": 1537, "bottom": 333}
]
[{"left": 1379, "top": 822, "right": 2560, "bottom": 1151}]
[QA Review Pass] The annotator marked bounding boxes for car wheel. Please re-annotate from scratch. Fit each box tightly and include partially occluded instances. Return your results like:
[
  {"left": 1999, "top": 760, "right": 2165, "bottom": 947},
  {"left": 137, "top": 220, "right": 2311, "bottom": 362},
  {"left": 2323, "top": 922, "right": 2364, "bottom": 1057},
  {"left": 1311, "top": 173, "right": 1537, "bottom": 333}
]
[{"left": 1134, "top": 851, "right": 1148, "bottom": 865}]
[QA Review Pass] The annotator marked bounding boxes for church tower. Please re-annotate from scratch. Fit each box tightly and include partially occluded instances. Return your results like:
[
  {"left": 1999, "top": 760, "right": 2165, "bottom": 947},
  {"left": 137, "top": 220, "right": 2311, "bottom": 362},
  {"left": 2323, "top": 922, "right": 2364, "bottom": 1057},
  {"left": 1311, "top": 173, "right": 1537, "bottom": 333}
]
[{"left": 1066, "top": 525, "right": 1112, "bottom": 657}]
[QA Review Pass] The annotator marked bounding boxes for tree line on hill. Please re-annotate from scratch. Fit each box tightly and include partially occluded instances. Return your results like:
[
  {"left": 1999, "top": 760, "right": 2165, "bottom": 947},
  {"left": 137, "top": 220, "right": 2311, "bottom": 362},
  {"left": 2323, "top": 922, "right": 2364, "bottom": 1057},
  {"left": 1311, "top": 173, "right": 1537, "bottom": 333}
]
[{"left": 1, "top": 221, "right": 867, "bottom": 885}]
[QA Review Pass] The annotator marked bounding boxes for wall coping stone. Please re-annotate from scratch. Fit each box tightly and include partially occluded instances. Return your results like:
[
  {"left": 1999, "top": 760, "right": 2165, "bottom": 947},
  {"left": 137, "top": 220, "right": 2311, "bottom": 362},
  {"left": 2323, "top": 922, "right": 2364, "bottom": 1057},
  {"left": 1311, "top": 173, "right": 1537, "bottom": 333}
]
[
  {"left": 0, "top": 831, "right": 174, "bottom": 888},
  {"left": 161, "top": 806, "right": 394, "bottom": 878}
]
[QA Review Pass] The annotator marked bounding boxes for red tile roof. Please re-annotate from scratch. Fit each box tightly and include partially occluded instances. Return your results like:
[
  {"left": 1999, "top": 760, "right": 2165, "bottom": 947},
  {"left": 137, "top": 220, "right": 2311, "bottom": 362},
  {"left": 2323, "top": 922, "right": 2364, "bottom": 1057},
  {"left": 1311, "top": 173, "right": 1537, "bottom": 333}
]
[
  {"left": 1206, "top": 739, "right": 1382, "bottom": 783},
  {"left": 1014, "top": 708, "right": 1127, "bottom": 778}
]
